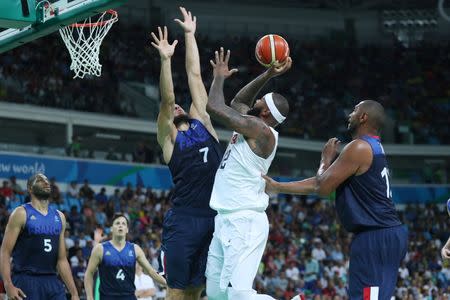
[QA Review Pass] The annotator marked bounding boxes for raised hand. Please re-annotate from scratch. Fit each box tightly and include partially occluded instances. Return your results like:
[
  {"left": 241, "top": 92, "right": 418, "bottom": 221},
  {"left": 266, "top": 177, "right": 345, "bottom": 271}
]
[
  {"left": 150, "top": 26, "right": 178, "bottom": 60},
  {"left": 321, "top": 137, "right": 340, "bottom": 164},
  {"left": 266, "top": 57, "right": 293, "bottom": 78},
  {"left": 174, "top": 6, "right": 196, "bottom": 34},
  {"left": 210, "top": 47, "right": 238, "bottom": 79}
]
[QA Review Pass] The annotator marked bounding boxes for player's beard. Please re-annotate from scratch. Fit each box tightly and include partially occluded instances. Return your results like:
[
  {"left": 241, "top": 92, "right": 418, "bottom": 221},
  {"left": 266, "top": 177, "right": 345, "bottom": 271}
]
[
  {"left": 247, "top": 106, "right": 262, "bottom": 117},
  {"left": 173, "top": 114, "right": 190, "bottom": 127},
  {"left": 347, "top": 121, "right": 358, "bottom": 137},
  {"left": 32, "top": 185, "right": 51, "bottom": 201}
]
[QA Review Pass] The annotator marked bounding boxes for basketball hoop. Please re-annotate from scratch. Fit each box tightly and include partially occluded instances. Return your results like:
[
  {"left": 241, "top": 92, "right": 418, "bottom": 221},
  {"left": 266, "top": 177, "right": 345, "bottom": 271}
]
[{"left": 59, "top": 10, "right": 118, "bottom": 79}]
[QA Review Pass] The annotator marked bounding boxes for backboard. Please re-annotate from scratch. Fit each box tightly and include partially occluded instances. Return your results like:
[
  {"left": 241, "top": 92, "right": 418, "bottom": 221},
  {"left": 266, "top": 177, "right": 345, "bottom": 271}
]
[{"left": 0, "top": 0, "right": 127, "bottom": 53}]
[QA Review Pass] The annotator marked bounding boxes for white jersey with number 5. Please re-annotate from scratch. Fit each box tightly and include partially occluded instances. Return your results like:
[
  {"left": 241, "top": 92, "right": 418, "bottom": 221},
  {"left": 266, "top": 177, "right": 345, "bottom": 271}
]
[{"left": 210, "top": 127, "right": 278, "bottom": 213}]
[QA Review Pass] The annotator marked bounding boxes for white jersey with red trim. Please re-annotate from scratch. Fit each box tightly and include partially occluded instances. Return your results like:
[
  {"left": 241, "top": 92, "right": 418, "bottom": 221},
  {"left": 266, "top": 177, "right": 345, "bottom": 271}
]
[{"left": 209, "top": 127, "right": 278, "bottom": 213}]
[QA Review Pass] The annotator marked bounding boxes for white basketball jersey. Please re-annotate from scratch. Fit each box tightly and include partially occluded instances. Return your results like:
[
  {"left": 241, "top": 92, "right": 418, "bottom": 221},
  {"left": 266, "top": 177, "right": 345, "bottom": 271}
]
[{"left": 210, "top": 127, "right": 278, "bottom": 213}]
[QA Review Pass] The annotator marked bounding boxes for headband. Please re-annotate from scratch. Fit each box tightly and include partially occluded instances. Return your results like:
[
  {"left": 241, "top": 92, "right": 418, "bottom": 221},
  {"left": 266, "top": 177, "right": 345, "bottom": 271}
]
[{"left": 264, "top": 92, "right": 286, "bottom": 124}]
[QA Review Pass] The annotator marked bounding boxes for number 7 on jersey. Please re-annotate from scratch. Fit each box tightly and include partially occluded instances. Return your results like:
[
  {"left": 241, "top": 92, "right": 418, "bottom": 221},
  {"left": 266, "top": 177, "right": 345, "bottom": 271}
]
[{"left": 199, "top": 147, "right": 209, "bottom": 163}]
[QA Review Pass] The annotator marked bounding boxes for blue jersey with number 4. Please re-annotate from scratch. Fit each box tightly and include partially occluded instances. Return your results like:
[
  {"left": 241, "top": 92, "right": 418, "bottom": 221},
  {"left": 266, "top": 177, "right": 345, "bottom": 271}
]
[
  {"left": 335, "top": 135, "right": 401, "bottom": 233},
  {"left": 168, "top": 119, "right": 222, "bottom": 216},
  {"left": 99, "top": 241, "right": 136, "bottom": 297},
  {"left": 12, "top": 203, "right": 62, "bottom": 275}
]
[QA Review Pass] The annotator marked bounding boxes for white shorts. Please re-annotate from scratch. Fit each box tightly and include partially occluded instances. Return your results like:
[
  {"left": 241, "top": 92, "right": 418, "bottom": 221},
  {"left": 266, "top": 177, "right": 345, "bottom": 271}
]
[{"left": 205, "top": 210, "right": 269, "bottom": 291}]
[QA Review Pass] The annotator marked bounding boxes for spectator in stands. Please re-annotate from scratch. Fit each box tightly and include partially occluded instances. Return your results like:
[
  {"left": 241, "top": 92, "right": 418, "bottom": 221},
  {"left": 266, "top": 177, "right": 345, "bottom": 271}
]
[
  {"left": 304, "top": 251, "right": 319, "bottom": 292},
  {"left": 70, "top": 248, "right": 85, "bottom": 268},
  {"left": 66, "top": 135, "right": 82, "bottom": 157},
  {"left": 311, "top": 238, "right": 327, "bottom": 261},
  {"left": 105, "top": 147, "right": 119, "bottom": 161},
  {"left": 95, "top": 187, "right": 108, "bottom": 204},
  {"left": 67, "top": 181, "right": 79, "bottom": 198},
  {"left": 133, "top": 142, "right": 153, "bottom": 163},
  {"left": 109, "top": 188, "right": 121, "bottom": 210},
  {"left": 9, "top": 176, "right": 24, "bottom": 196},
  {"left": 121, "top": 182, "right": 135, "bottom": 202},
  {"left": 95, "top": 206, "right": 107, "bottom": 227},
  {"left": 286, "top": 261, "right": 300, "bottom": 282},
  {"left": 68, "top": 205, "right": 83, "bottom": 234},
  {"left": 0, "top": 181, "right": 13, "bottom": 202},
  {"left": 79, "top": 179, "right": 95, "bottom": 199},
  {"left": 64, "top": 229, "right": 75, "bottom": 250},
  {"left": 134, "top": 262, "right": 156, "bottom": 300}
]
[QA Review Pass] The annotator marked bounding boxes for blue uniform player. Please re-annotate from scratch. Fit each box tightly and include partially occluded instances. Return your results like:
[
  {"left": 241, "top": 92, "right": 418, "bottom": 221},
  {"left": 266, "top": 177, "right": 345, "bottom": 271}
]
[
  {"left": 150, "top": 7, "right": 222, "bottom": 300},
  {"left": 0, "top": 173, "right": 79, "bottom": 300},
  {"left": 84, "top": 214, "right": 166, "bottom": 300},
  {"left": 264, "top": 100, "right": 408, "bottom": 300}
]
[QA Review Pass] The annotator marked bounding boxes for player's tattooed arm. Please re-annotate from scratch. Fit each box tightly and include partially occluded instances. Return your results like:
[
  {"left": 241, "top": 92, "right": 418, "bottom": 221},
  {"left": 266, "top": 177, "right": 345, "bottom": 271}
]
[
  {"left": 231, "top": 58, "right": 292, "bottom": 114},
  {"left": 0, "top": 207, "right": 27, "bottom": 300},
  {"left": 207, "top": 48, "right": 275, "bottom": 157},
  {"left": 134, "top": 245, "right": 167, "bottom": 287},
  {"left": 57, "top": 212, "right": 79, "bottom": 300},
  {"left": 230, "top": 71, "right": 272, "bottom": 114}
]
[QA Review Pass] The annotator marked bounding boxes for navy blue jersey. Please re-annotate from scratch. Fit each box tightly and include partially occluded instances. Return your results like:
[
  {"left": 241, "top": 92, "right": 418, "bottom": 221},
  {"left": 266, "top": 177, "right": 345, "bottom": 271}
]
[
  {"left": 12, "top": 203, "right": 62, "bottom": 275},
  {"left": 98, "top": 241, "right": 136, "bottom": 297},
  {"left": 168, "top": 119, "right": 223, "bottom": 216},
  {"left": 335, "top": 135, "right": 401, "bottom": 233}
]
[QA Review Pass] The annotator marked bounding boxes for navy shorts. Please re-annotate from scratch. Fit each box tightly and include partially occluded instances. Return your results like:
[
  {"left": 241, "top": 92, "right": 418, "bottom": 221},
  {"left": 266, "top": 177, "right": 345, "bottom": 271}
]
[
  {"left": 12, "top": 273, "right": 66, "bottom": 300},
  {"left": 348, "top": 225, "right": 408, "bottom": 300},
  {"left": 159, "top": 209, "right": 215, "bottom": 289}
]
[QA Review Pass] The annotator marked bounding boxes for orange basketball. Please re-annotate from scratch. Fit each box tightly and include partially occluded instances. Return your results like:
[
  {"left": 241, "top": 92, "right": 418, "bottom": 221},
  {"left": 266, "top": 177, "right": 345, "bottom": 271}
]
[{"left": 255, "top": 34, "right": 290, "bottom": 67}]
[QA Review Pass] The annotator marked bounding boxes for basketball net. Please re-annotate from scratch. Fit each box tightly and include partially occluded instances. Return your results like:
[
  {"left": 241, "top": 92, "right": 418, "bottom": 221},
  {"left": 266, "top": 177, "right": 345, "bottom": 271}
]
[{"left": 59, "top": 10, "right": 118, "bottom": 79}]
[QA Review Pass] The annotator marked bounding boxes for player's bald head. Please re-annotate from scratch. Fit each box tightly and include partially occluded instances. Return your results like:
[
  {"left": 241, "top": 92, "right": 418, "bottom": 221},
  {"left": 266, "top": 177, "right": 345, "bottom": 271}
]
[{"left": 359, "top": 100, "right": 385, "bottom": 132}]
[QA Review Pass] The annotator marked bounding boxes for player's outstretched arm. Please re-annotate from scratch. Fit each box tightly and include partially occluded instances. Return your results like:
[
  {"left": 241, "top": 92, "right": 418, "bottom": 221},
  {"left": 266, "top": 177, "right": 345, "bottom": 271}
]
[
  {"left": 231, "top": 57, "right": 292, "bottom": 114},
  {"left": 84, "top": 244, "right": 103, "bottom": 300},
  {"left": 56, "top": 212, "right": 79, "bottom": 300},
  {"left": 262, "top": 175, "right": 317, "bottom": 195},
  {"left": 263, "top": 138, "right": 371, "bottom": 197},
  {"left": 134, "top": 245, "right": 167, "bottom": 287},
  {"left": 174, "top": 7, "right": 219, "bottom": 141},
  {"left": 0, "top": 207, "right": 27, "bottom": 300},
  {"left": 151, "top": 26, "right": 178, "bottom": 163},
  {"left": 207, "top": 48, "right": 274, "bottom": 146},
  {"left": 442, "top": 236, "right": 450, "bottom": 261}
]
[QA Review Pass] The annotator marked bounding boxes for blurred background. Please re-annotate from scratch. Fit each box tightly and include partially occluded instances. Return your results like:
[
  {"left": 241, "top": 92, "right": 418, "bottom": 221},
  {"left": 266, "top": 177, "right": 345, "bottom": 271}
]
[{"left": 0, "top": 0, "right": 449, "bottom": 299}]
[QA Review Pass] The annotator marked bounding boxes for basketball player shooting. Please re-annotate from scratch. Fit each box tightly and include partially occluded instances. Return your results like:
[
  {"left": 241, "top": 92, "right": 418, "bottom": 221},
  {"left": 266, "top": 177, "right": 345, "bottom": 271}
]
[
  {"left": 263, "top": 100, "right": 408, "bottom": 300},
  {"left": 151, "top": 7, "right": 223, "bottom": 300},
  {"left": 205, "top": 47, "right": 291, "bottom": 300}
]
